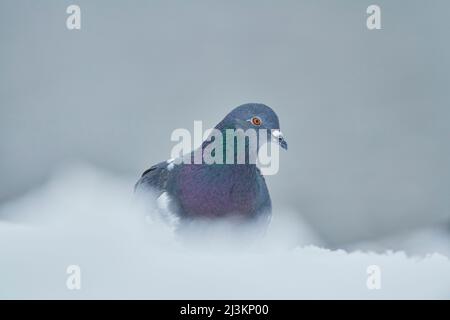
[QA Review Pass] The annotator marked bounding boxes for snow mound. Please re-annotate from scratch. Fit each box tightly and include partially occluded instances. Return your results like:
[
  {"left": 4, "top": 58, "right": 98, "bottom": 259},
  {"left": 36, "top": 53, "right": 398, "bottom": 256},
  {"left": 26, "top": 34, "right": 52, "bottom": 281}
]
[{"left": 0, "top": 164, "right": 449, "bottom": 299}]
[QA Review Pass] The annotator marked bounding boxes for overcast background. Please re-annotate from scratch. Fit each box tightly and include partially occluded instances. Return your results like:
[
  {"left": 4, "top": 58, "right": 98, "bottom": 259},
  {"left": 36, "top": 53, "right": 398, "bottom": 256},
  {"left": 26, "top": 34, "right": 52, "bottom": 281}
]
[{"left": 1, "top": 0, "right": 449, "bottom": 248}]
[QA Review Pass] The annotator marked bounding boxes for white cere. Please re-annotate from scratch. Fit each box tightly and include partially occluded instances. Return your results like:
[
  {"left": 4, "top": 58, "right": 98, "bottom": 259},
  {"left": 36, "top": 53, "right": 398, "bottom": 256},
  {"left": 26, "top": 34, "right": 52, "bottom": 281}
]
[{"left": 272, "top": 130, "right": 283, "bottom": 138}]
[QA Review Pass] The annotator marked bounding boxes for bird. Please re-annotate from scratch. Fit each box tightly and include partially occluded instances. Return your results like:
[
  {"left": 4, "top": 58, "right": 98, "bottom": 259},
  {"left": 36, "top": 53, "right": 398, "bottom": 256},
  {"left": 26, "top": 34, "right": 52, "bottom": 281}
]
[{"left": 135, "top": 103, "right": 287, "bottom": 233}]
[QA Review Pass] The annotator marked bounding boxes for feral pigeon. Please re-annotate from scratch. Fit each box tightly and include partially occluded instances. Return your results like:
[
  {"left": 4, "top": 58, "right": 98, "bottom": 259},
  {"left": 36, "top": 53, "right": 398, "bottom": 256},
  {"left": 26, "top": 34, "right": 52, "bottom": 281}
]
[{"left": 135, "top": 103, "right": 287, "bottom": 231}]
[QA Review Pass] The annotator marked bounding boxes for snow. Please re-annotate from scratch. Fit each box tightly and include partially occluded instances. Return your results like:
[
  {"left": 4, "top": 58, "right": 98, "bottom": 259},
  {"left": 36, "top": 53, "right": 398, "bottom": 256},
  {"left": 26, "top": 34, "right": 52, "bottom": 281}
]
[{"left": 0, "top": 164, "right": 449, "bottom": 299}]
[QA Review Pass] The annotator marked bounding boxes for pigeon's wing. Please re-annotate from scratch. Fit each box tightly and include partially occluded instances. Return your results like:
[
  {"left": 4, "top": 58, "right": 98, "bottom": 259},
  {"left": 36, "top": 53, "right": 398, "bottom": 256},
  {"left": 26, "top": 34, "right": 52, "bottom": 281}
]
[
  {"left": 134, "top": 160, "right": 173, "bottom": 196},
  {"left": 135, "top": 160, "right": 184, "bottom": 226}
]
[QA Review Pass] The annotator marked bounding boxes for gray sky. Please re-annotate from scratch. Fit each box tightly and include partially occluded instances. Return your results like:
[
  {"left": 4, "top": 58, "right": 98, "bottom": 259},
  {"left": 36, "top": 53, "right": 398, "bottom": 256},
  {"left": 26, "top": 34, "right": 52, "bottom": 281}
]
[{"left": 1, "top": 0, "right": 449, "bottom": 245}]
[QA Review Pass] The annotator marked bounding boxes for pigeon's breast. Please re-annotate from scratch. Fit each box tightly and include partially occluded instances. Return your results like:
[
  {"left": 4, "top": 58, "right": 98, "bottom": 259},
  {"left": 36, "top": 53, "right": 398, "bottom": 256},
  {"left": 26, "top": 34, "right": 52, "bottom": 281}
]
[{"left": 176, "top": 164, "right": 260, "bottom": 219}]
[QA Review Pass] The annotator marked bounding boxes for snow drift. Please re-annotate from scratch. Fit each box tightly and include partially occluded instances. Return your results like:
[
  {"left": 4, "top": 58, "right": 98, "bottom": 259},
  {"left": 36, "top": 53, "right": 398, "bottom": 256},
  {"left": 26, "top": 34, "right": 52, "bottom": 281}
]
[{"left": 0, "top": 164, "right": 449, "bottom": 299}]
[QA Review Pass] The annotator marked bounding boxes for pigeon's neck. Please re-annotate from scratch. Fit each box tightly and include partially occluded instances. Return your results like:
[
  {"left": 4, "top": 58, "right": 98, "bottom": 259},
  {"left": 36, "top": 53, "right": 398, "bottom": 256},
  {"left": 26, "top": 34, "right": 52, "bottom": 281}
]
[{"left": 199, "top": 126, "right": 258, "bottom": 165}]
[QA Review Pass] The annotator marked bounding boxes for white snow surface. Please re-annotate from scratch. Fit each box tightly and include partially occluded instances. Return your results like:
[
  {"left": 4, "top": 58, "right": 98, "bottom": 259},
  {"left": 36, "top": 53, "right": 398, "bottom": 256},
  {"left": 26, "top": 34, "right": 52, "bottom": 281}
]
[{"left": 0, "top": 164, "right": 449, "bottom": 299}]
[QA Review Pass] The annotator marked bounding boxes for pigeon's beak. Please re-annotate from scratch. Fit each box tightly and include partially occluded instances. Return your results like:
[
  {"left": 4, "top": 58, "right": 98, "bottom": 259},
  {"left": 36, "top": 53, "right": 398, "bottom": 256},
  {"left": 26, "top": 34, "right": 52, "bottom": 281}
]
[{"left": 272, "top": 130, "right": 288, "bottom": 150}]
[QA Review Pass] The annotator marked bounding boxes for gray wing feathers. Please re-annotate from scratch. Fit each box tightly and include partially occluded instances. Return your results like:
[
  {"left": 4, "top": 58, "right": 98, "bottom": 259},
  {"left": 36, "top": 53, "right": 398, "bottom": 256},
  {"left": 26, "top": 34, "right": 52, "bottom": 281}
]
[{"left": 134, "top": 161, "right": 170, "bottom": 195}]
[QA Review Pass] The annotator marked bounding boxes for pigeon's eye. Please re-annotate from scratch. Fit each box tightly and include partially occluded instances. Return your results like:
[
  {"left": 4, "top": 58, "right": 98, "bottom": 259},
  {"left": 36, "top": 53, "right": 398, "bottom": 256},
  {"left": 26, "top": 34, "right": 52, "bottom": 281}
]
[{"left": 251, "top": 116, "right": 262, "bottom": 126}]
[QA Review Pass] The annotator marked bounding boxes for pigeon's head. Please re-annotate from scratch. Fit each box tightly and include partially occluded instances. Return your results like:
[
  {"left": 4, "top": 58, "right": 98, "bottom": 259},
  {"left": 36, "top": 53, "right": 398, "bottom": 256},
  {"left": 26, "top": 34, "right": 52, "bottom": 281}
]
[{"left": 216, "top": 103, "right": 288, "bottom": 150}]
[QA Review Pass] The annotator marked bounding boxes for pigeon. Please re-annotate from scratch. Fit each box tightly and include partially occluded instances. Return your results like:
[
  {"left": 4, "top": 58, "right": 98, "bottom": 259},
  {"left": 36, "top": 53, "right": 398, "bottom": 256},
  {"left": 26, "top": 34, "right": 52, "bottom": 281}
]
[{"left": 135, "top": 103, "right": 287, "bottom": 232}]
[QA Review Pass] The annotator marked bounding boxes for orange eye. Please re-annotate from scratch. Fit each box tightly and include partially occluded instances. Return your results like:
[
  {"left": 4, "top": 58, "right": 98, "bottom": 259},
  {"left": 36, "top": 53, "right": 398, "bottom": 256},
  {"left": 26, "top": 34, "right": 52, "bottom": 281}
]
[{"left": 251, "top": 116, "right": 262, "bottom": 126}]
